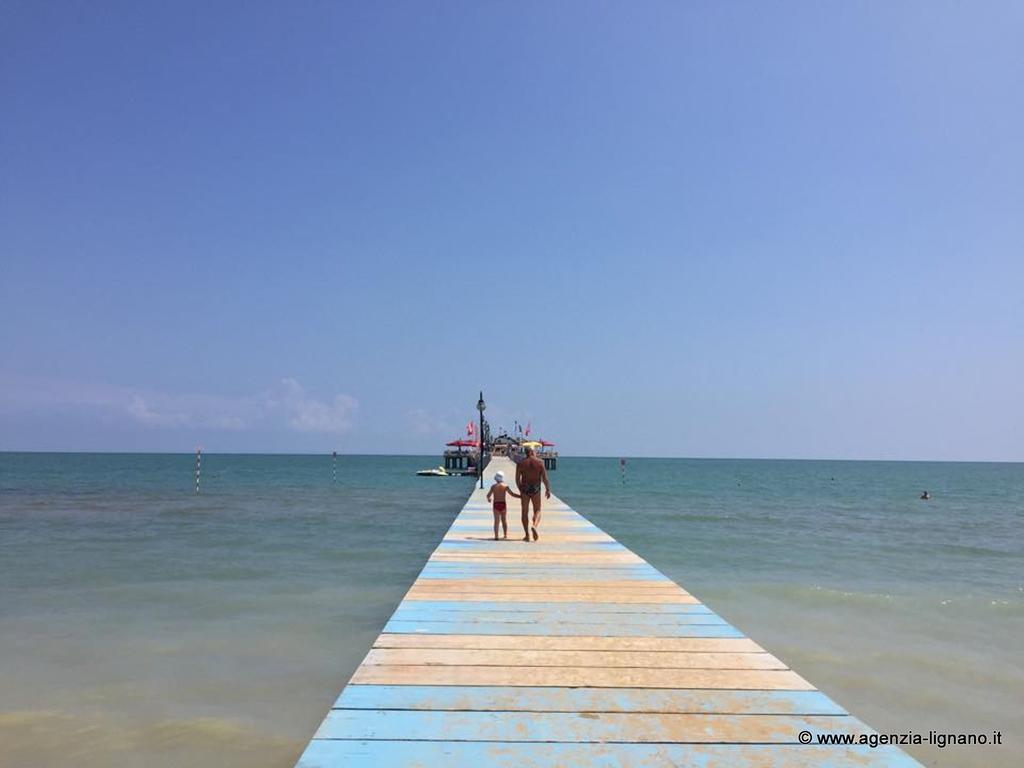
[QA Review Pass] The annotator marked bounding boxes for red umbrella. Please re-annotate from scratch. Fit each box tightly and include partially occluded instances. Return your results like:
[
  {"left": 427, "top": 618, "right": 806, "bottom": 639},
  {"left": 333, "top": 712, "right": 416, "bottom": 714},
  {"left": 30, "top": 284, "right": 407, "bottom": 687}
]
[{"left": 446, "top": 439, "right": 479, "bottom": 447}]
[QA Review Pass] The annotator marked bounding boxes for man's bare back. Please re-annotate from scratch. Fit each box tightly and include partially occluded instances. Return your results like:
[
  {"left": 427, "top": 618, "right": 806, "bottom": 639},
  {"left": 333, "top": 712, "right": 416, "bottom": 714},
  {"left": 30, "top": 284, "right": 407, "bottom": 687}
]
[{"left": 515, "top": 448, "right": 550, "bottom": 542}]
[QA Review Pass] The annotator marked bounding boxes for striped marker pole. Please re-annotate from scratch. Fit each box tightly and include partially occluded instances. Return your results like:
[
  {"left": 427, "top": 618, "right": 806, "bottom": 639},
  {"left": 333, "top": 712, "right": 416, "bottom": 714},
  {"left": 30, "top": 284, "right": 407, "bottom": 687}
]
[
  {"left": 332, "top": 450, "right": 337, "bottom": 483},
  {"left": 195, "top": 447, "right": 202, "bottom": 494},
  {"left": 620, "top": 457, "right": 626, "bottom": 485}
]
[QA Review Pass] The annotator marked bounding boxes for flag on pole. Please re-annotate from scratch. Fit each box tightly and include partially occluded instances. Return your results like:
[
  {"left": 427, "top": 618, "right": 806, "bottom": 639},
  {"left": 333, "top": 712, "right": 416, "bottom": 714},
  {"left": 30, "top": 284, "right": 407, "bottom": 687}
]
[{"left": 525, "top": 422, "right": 531, "bottom": 436}]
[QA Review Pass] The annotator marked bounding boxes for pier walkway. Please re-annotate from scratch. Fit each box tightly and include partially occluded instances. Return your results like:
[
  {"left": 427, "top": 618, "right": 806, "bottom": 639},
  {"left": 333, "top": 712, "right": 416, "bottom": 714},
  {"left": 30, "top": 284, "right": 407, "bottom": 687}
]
[{"left": 296, "top": 457, "right": 921, "bottom": 767}]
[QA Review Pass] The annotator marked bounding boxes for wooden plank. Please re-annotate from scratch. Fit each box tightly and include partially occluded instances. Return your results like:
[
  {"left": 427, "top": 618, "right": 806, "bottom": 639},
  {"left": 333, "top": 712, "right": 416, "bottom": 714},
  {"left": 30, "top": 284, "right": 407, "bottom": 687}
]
[
  {"left": 427, "top": 554, "right": 643, "bottom": 561},
  {"left": 419, "top": 565, "right": 659, "bottom": 574},
  {"left": 437, "top": 542, "right": 626, "bottom": 550},
  {"left": 429, "top": 553, "right": 646, "bottom": 562},
  {"left": 402, "top": 593, "right": 701, "bottom": 604},
  {"left": 419, "top": 561, "right": 659, "bottom": 568},
  {"left": 389, "top": 615, "right": 726, "bottom": 629},
  {"left": 314, "top": 709, "right": 867, "bottom": 743},
  {"left": 447, "top": 523, "right": 598, "bottom": 529},
  {"left": 363, "top": 648, "right": 788, "bottom": 670},
  {"left": 442, "top": 536, "right": 614, "bottom": 544},
  {"left": 404, "top": 594, "right": 690, "bottom": 603},
  {"left": 297, "top": 741, "right": 922, "bottom": 767},
  {"left": 350, "top": 665, "right": 813, "bottom": 689},
  {"left": 438, "top": 524, "right": 600, "bottom": 529},
  {"left": 373, "top": 634, "right": 764, "bottom": 652},
  {"left": 405, "top": 579, "right": 683, "bottom": 590},
  {"left": 382, "top": 619, "right": 740, "bottom": 636},
  {"left": 445, "top": 531, "right": 603, "bottom": 537},
  {"left": 334, "top": 685, "right": 847, "bottom": 714},
  {"left": 437, "top": 535, "right": 618, "bottom": 542},
  {"left": 403, "top": 590, "right": 695, "bottom": 601},
  {"left": 404, "top": 588, "right": 691, "bottom": 598},
  {"left": 389, "top": 612, "right": 730, "bottom": 629},
  {"left": 417, "top": 573, "right": 671, "bottom": 581},
  {"left": 385, "top": 606, "right": 712, "bottom": 618},
  {"left": 418, "top": 564, "right": 663, "bottom": 572}
]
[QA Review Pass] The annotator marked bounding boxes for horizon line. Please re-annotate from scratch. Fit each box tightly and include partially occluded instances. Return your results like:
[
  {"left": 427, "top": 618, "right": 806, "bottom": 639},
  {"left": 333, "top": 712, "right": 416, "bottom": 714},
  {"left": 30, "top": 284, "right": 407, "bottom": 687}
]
[{"left": 0, "top": 449, "right": 1021, "bottom": 465}]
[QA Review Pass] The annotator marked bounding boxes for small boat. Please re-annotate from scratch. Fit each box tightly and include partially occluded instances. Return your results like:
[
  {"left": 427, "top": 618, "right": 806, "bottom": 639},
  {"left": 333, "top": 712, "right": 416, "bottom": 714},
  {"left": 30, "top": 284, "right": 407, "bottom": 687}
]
[{"left": 416, "top": 466, "right": 450, "bottom": 477}]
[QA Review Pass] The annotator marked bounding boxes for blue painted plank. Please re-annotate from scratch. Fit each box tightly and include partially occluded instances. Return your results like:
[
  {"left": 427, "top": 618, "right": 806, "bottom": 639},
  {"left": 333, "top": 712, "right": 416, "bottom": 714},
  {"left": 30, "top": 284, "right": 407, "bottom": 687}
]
[
  {"left": 447, "top": 520, "right": 600, "bottom": 526},
  {"left": 413, "top": 577, "right": 669, "bottom": 584},
  {"left": 422, "top": 561, "right": 656, "bottom": 566},
  {"left": 447, "top": 522, "right": 600, "bottom": 527},
  {"left": 297, "top": 740, "right": 923, "bottom": 767},
  {"left": 420, "top": 562, "right": 657, "bottom": 567},
  {"left": 388, "top": 600, "right": 713, "bottom": 614},
  {"left": 419, "top": 562, "right": 662, "bottom": 569},
  {"left": 413, "top": 576, "right": 664, "bottom": 582},
  {"left": 435, "top": 541, "right": 628, "bottom": 550},
  {"left": 390, "top": 609, "right": 728, "bottom": 627},
  {"left": 313, "top": 709, "right": 873, "bottom": 744},
  {"left": 419, "top": 562, "right": 659, "bottom": 569},
  {"left": 333, "top": 685, "right": 848, "bottom": 715},
  {"left": 445, "top": 529, "right": 604, "bottom": 535},
  {"left": 383, "top": 619, "right": 744, "bottom": 637},
  {"left": 417, "top": 568, "right": 666, "bottom": 579}
]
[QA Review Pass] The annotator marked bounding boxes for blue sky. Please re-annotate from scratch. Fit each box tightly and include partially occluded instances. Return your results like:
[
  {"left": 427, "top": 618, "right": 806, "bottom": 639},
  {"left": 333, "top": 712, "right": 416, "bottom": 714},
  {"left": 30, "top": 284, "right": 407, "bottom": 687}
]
[{"left": 2, "top": 2, "right": 1021, "bottom": 459}]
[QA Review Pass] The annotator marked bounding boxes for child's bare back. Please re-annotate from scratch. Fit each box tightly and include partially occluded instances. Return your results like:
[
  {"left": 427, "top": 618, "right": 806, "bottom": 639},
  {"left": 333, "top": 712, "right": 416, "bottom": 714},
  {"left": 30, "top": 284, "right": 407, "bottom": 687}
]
[
  {"left": 486, "top": 471, "right": 520, "bottom": 540},
  {"left": 489, "top": 482, "right": 514, "bottom": 503}
]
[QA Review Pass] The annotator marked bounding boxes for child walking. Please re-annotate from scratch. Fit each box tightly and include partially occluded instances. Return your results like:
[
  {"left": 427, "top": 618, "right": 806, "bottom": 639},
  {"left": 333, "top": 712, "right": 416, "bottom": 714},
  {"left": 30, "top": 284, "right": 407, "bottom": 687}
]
[{"left": 486, "top": 471, "right": 520, "bottom": 540}]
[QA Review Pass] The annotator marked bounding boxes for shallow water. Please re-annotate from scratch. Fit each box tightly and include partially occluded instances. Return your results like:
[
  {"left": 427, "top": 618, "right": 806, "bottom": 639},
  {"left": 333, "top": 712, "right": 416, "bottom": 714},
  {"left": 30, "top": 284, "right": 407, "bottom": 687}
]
[{"left": 1, "top": 454, "right": 1021, "bottom": 767}]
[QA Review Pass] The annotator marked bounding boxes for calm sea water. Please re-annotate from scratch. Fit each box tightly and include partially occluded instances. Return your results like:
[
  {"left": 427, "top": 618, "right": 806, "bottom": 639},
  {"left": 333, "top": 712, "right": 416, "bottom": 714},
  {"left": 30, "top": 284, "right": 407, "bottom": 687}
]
[{"left": 1, "top": 453, "right": 1021, "bottom": 767}]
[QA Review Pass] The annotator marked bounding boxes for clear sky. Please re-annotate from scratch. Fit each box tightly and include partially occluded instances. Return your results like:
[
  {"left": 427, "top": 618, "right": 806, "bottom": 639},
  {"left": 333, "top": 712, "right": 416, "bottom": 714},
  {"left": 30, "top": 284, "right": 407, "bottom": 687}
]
[{"left": 2, "top": 2, "right": 1021, "bottom": 460}]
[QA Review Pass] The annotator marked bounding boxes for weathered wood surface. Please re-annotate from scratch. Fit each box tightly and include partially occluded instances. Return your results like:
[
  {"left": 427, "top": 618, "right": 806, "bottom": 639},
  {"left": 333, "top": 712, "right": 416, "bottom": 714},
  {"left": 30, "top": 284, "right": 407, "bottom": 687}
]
[{"left": 295, "top": 457, "right": 921, "bottom": 767}]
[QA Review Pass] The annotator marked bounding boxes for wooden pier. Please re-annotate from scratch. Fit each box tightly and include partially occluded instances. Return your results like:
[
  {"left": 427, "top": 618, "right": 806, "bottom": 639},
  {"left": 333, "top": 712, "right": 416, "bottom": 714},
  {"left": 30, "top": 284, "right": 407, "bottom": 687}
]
[{"left": 296, "top": 457, "right": 921, "bottom": 767}]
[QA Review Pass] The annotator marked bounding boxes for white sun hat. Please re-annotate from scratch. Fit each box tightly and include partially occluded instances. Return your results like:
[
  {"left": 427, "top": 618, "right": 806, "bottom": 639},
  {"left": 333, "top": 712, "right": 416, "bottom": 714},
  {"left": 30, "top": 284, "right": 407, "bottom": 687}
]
[{"left": 494, "top": 471, "right": 505, "bottom": 482}]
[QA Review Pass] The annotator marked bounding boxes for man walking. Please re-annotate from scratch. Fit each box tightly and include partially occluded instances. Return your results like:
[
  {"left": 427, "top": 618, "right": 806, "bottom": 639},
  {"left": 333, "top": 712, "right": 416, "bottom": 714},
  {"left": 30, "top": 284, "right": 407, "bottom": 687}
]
[{"left": 515, "top": 446, "right": 551, "bottom": 541}]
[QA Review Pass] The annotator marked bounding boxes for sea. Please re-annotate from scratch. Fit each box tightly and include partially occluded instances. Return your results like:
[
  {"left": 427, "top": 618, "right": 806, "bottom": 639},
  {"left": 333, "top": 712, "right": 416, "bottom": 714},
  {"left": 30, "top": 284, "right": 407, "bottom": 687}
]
[{"left": 0, "top": 453, "right": 1021, "bottom": 767}]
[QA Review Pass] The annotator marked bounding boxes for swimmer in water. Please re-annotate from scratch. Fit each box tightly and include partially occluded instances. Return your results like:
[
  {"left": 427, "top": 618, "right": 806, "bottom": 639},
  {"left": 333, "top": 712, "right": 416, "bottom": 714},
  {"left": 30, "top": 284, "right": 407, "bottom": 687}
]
[{"left": 920, "top": 490, "right": 931, "bottom": 500}]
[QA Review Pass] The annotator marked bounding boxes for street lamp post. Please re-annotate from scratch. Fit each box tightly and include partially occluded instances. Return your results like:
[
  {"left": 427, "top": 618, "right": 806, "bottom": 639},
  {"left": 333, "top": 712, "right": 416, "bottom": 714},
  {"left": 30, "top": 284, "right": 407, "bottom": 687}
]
[{"left": 477, "top": 391, "right": 486, "bottom": 489}]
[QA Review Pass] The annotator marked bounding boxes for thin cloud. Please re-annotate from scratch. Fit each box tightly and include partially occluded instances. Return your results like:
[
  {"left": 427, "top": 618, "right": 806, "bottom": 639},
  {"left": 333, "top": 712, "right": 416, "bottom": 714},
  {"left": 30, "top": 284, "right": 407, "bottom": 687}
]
[
  {"left": 406, "top": 407, "right": 452, "bottom": 438},
  {"left": 128, "top": 396, "right": 191, "bottom": 427},
  {"left": 277, "top": 378, "right": 357, "bottom": 434},
  {"left": 0, "top": 374, "right": 357, "bottom": 435}
]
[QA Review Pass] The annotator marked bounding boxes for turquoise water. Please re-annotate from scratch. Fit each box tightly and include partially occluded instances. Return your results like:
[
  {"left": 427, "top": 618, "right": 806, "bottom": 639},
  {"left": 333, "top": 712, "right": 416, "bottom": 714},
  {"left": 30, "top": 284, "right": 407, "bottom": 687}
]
[{"left": 1, "top": 453, "right": 1021, "bottom": 767}]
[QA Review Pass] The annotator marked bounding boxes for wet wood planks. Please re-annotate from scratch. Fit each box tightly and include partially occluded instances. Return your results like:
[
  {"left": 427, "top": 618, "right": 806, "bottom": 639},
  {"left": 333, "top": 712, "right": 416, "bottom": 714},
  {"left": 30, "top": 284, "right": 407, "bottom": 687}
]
[{"left": 296, "top": 457, "right": 921, "bottom": 767}]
